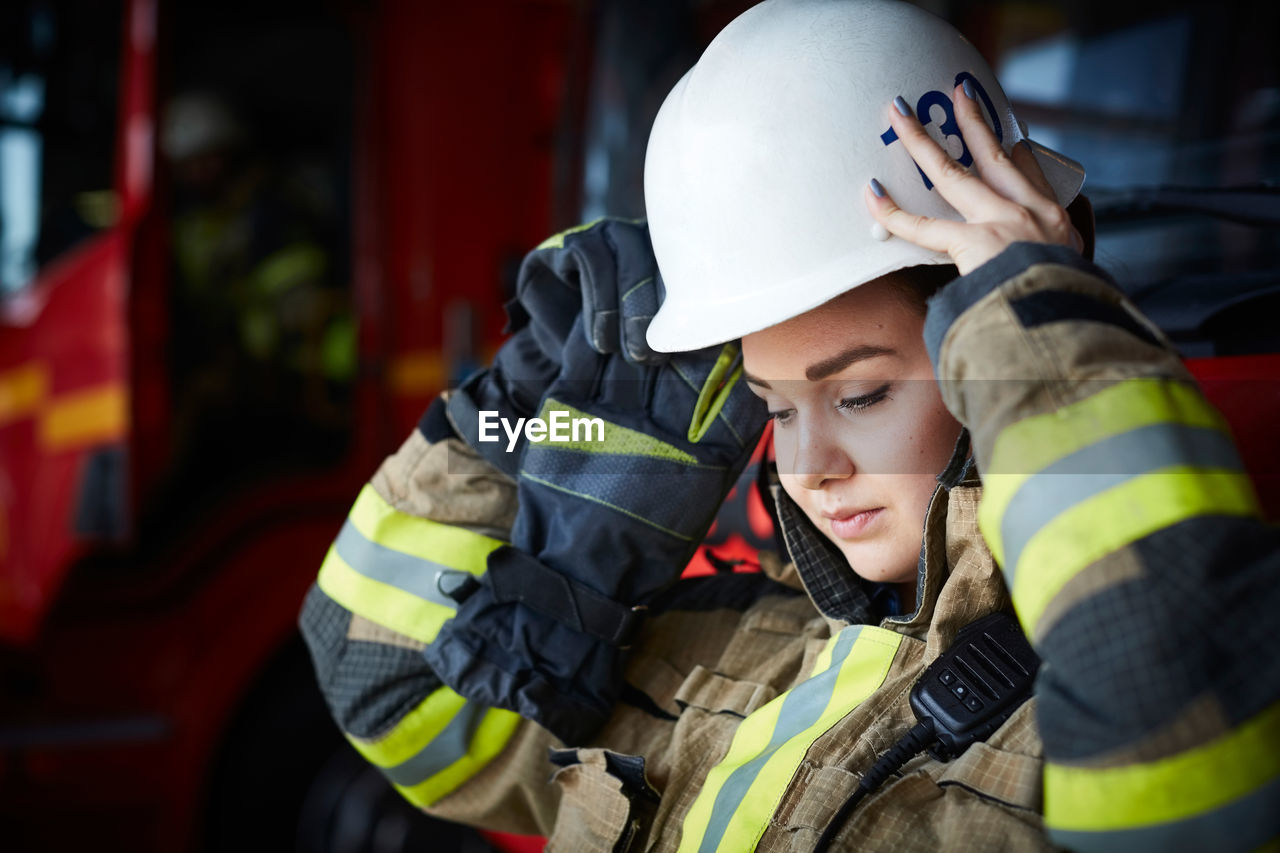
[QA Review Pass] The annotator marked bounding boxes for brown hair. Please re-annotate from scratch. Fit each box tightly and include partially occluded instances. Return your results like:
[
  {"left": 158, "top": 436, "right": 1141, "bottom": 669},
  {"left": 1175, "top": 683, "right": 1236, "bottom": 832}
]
[{"left": 885, "top": 264, "right": 959, "bottom": 315}]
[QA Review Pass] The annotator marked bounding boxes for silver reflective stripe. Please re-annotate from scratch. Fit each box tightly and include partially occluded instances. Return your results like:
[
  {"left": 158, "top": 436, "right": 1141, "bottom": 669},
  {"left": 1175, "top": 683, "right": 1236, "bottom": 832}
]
[
  {"left": 1048, "top": 771, "right": 1280, "bottom": 853},
  {"left": 333, "top": 520, "right": 464, "bottom": 609},
  {"left": 1001, "top": 423, "right": 1242, "bottom": 583},
  {"left": 697, "top": 626, "right": 862, "bottom": 853},
  {"left": 378, "top": 701, "right": 487, "bottom": 787}
]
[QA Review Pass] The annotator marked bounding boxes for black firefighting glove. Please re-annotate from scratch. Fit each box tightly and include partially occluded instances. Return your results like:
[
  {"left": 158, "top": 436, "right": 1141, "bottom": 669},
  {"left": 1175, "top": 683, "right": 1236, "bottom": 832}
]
[
  {"left": 444, "top": 327, "right": 558, "bottom": 477},
  {"left": 423, "top": 220, "right": 767, "bottom": 744},
  {"left": 446, "top": 220, "right": 664, "bottom": 475}
]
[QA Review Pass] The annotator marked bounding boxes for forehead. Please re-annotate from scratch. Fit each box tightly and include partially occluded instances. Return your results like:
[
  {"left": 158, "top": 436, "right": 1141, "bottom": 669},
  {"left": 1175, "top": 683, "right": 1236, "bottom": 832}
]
[{"left": 740, "top": 278, "right": 923, "bottom": 374}]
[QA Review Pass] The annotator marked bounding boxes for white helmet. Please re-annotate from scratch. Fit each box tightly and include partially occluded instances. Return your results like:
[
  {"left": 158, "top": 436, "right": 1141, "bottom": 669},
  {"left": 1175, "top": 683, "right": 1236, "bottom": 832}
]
[{"left": 644, "top": 0, "right": 1085, "bottom": 353}]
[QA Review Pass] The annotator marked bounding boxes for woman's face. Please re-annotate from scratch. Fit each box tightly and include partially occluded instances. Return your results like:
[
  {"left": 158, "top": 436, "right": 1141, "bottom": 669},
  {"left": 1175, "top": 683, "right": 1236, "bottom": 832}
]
[{"left": 740, "top": 276, "right": 962, "bottom": 589}]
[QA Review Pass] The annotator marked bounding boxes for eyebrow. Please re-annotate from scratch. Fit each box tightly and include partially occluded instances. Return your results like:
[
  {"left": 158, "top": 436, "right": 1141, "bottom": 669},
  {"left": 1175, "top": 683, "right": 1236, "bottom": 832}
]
[
  {"left": 743, "top": 344, "right": 897, "bottom": 388},
  {"left": 805, "top": 344, "right": 896, "bottom": 380}
]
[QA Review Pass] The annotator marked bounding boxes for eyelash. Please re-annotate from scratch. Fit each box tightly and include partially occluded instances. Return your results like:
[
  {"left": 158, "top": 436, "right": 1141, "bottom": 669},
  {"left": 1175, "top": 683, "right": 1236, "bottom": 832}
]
[
  {"left": 767, "top": 383, "right": 892, "bottom": 425},
  {"left": 837, "top": 383, "right": 891, "bottom": 412}
]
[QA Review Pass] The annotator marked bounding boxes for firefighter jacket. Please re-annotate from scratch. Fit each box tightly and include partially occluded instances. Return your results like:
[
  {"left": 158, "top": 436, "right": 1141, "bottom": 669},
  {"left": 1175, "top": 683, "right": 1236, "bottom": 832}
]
[{"left": 300, "top": 241, "right": 1280, "bottom": 851}]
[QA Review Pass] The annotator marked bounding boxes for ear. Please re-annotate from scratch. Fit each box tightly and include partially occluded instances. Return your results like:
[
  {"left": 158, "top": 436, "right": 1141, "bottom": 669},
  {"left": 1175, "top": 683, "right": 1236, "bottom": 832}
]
[{"left": 1066, "top": 194, "right": 1096, "bottom": 261}]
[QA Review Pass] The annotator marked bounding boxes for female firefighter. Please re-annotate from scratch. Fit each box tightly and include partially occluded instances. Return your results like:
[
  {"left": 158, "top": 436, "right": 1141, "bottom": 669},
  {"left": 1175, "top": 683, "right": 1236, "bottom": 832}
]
[{"left": 300, "top": 1, "right": 1280, "bottom": 850}]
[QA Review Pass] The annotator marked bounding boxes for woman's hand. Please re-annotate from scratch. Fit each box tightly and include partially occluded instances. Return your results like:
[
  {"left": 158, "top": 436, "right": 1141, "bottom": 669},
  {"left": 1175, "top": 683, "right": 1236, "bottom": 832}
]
[{"left": 865, "top": 82, "right": 1083, "bottom": 275}]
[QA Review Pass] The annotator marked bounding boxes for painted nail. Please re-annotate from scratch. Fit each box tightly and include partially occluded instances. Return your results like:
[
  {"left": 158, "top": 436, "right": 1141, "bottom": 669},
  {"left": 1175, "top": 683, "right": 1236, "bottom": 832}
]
[
  {"left": 893, "top": 96, "right": 912, "bottom": 117},
  {"left": 869, "top": 178, "right": 886, "bottom": 198},
  {"left": 962, "top": 78, "right": 975, "bottom": 100}
]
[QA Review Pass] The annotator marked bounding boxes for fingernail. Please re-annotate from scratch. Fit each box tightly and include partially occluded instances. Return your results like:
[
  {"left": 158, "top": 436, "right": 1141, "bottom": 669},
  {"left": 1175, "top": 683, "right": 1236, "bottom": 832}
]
[
  {"left": 961, "top": 79, "right": 975, "bottom": 100},
  {"left": 893, "top": 96, "right": 912, "bottom": 117},
  {"left": 869, "top": 178, "right": 886, "bottom": 198}
]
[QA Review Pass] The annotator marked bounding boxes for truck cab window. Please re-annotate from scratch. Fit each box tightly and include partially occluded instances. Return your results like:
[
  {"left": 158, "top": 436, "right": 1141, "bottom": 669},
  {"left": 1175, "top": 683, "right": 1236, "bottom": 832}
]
[{"left": 0, "top": 0, "right": 121, "bottom": 294}]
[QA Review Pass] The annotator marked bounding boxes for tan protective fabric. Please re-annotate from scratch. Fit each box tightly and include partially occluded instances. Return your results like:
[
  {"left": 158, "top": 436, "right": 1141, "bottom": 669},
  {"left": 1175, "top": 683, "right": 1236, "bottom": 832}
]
[
  {"left": 935, "top": 261, "right": 1186, "bottom": 481},
  {"left": 547, "top": 749, "right": 638, "bottom": 852},
  {"left": 752, "top": 485, "right": 1050, "bottom": 853},
  {"left": 346, "top": 614, "right": 426, "bottom": 651},
  {"left": 417, "top": 478, "right": 1053, "bottom": 851},
  {"left": 673, "top": 666, "right": 779, "bottom": 718},
  {"left": 371, "top": 422, "right": 517, "bottom": 541}
]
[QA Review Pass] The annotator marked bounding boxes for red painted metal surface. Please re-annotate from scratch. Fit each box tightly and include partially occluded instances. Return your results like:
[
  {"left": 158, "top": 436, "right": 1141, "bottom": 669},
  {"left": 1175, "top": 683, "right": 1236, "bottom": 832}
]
[
  {"left": 369, "top": 0, "right": 575, "bottom": 438},
  {"left": 0, "top": 245, "right": 128, "bottom": 635},
  {"left": 0, "top": 0, "right": 156, "bottom": 644},
  {"left": 0, "top": 233, "right": 128, "bottom": 642},
  {"left": 1187, "top": 353, "right": 1280, "bottom": 520},
  {"left": 0, "top": 0, "right": 574, "bottom": 848},
  {"left": 5, "top": 483, "right": 350, "bottom": 848}
]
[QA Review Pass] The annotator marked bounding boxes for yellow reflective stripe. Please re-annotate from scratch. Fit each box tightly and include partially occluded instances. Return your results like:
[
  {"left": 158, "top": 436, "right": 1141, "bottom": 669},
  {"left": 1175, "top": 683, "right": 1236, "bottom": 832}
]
[
  {"left": 346, "top": 686, "right": 522, "bottom": 808},
  {"left": 535, "top": 218, "right": 606, "bottom": 250},
  {"left": 316, "top": 545, "right": 456, "bottom": 643},
  {"left": 809, "top": 627, "right": 842, "bottom": 674},
  {"left": 393, "top": 707, "right": 522, "bottom": 808},
  {"left": 348, "top": 485, "right": 502, "bottom": 576},
  {"left": 1045, "top": 698, "right": 1280, "bottom": 833},
  {"left": 980, "top": 379, "right": 1227, "bottom": 566},
  {"left": 988, "top": 380, "right": 1226, "bottom": 477},
  {"left": 316, "top": 485, "right": 505, "bottom": 641},
  {"left": 678, "top": 626, "right": 902, "bottom": 853},
  {"left": 348, "top": 686, "right": 470, "bottom": 768},
  {"left": 1012, "top": 468, "right": 1258, "bottom": 633},
  {"left": 534, "top": 216, "right": 645, "bottom": 250},
  {"left": 1048, "top": 777, "right": 1280, "bottom": 852},
  {"left": 683, "top": 689, "right": 787, "bottom": 851}
]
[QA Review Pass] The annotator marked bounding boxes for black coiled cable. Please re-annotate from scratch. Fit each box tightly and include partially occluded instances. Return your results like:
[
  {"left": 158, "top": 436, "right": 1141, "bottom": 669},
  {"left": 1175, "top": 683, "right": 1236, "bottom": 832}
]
[{"left": 812, "top": 720, "right": 936, "bottom": 852}]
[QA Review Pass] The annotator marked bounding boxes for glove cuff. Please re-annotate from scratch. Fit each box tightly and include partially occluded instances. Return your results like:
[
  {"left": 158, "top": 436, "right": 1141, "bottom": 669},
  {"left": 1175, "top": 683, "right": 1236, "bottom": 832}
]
[
  {"left": 423, "top": 614, "right": 619, "bottom": 745},
  {"left": 417, "top": 396, "right": 459, "bottom": 443},
  {"left": 447, "top": 372, "right": 522, "bottom": 478},
  {"left": 486, "top": 545, "right": 647, "bottom": 647}
]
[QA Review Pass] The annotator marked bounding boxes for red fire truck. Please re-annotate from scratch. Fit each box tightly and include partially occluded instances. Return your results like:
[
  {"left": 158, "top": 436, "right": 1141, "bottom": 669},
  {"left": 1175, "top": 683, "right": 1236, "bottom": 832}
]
[
  {"left": 0, "top": 0, "right": 590, "bottom": 848},
  {"left": 2, "top": 0, "right": 1277, "bottom": 850}
]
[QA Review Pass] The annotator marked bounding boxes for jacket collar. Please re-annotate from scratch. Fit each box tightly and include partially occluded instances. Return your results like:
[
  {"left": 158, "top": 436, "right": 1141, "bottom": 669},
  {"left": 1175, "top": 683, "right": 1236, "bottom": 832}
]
[{"left": 771, "top": 429, "right": 1011, "bottom": 654}]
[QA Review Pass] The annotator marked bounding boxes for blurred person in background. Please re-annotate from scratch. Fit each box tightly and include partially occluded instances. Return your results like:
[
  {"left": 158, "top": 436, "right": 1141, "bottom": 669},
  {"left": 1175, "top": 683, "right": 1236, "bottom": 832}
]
[{"left": 161, "top": 91, "right": 354, "bottom": 472}]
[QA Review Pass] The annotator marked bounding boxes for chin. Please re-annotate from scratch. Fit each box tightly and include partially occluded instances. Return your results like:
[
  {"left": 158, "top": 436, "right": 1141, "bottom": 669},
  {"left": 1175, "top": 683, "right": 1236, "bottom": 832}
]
[
  {"left": 840, "top": 546, "right": 916, "bottom": 586},
  {"left": 853, "top": 568, "right": 917, "bottom": 587}
]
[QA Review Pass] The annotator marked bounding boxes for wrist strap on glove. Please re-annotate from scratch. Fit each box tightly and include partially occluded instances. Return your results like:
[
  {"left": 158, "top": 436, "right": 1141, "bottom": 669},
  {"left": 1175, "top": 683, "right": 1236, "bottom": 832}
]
[{"left": 483, "top": 546, "right": 647, "bottom": 647}]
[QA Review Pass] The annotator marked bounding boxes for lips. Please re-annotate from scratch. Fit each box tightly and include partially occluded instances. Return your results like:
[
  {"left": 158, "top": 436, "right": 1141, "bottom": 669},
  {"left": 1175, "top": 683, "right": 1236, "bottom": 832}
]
[{"left": 825, "top": 507, "right": 884, "bottom": 539}]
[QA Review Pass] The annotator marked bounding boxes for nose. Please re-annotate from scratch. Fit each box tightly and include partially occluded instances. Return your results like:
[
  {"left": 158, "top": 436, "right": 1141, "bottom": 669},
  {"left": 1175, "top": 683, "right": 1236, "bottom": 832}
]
[{"left": 788, "top": 420, "right": 854, "bottom": 491}]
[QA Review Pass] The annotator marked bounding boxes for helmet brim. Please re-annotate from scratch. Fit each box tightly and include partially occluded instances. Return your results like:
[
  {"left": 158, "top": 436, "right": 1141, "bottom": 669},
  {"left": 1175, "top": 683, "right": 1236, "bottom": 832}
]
[{"left": 646, "top": 138, "right": 1087, "bottom": 354}]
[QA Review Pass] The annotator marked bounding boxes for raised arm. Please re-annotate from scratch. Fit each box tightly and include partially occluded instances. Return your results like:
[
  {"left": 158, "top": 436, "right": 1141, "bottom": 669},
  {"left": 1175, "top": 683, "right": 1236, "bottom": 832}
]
[
  {"left": 299, "top": 400, "right": 561, "bottom": 833},
  {"left": 868, "top": 83, "right": 1280, "bottom": 852}
]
